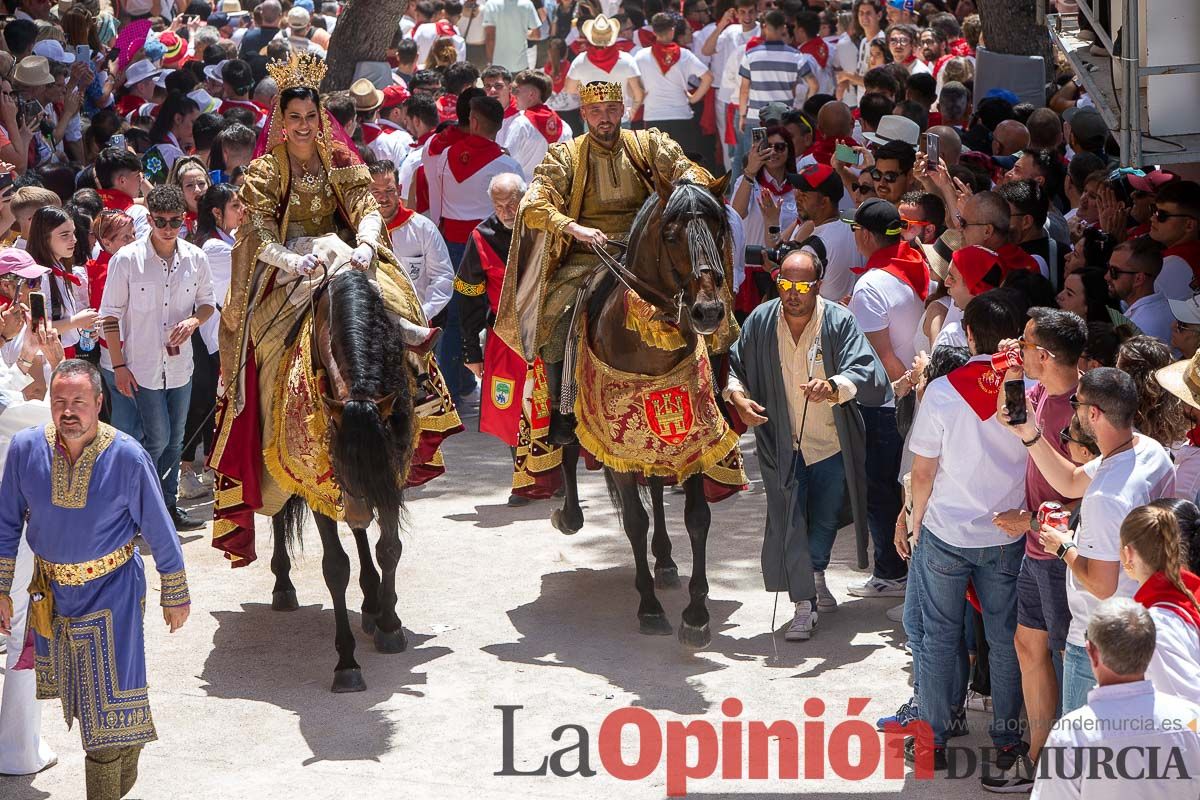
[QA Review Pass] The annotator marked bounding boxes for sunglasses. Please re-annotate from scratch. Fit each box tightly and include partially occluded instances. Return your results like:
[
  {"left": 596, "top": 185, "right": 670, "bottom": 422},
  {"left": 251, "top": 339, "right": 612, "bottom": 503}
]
[
  {"left": 1069, "top": 393, "right": 1105, "bottom": 414},
  {"left": 1106, "top": 265, "right": 1140, "bottom": 279},
  {"left": 851, "top": 182, "right": 875, "bottom": 194},
  {"left": 869, "top": 169, "right": 902, "bottom": 183},
  {"left": 759, "top": 142, "right": 788, "bottom": 153},
  {"left": 901, "top": 216, "right": 934, "bottom": 229},
  {"left": 1173, "top": 320, "right": 1200, "bottom": 333},
  {"left": 955, "top": 213, "right": 990, "bottom": 228},
  {"left": 776, "top": 277, "right": 818, "bottom": 293},
  {"left": 1059, "top": 425, "right": 1091, "bottom": 449},
  {"left": 1153, "top": 208, "right": 1198, "bottom": 223},
  {"left": 152, "top": 216, "right": 185, "bottom": 229},
  {"left": 0, "top": 274, "right": 39, "bottom": 288}
]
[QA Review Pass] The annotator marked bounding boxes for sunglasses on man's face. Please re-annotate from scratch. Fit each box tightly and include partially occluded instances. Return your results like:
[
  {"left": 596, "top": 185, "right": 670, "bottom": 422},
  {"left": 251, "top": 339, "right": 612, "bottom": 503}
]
[
  {"left": 152, "top": 216, "right": 184, "bottom": 230},
  {"left": 869, "top": 169, "right": 902, "bottom": 183},
  {"left": 851, "top": 182, "right": 875, "bottom": 194},
  {"left": 1153, "top": 208, "right": 1198, "bottom": 224},
  {"left": 1106, "top": 265, "right": 1139, "bottom": 280},
  {"left": 776, "top": 277, "right": 818, "bottom": 294}
]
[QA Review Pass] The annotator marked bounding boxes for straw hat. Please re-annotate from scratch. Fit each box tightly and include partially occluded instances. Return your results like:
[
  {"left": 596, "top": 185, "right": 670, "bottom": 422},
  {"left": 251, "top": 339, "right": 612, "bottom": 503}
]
[
  {"left": 13, "top": 56, "right": 53, "bottom": 87},
  {"left": 1156, "top": 351, "right": 1200, "bottom": 412},
  {"left": 919, "top": 228, "right": 963, "bottom": 282},
  {"left": 350, "top": 78, "right": 383, "bottom": 113},
  {"left": 581, "top": 14, "right": 618, "bottom": 47}
]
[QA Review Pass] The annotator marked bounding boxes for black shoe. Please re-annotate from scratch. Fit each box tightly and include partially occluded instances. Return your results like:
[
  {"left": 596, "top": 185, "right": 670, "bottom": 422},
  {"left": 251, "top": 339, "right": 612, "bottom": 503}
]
[
  {"left": 507, "top": 493, "right": 531, "bottom": 507},
  {"left": 903, "top": 736, "right": 948, "bottom": 771},
  {"left": 171, "top": 509, "right": 205, "bottom": 531},
  {"left": 548, "top": 410, "right": 578, "bottom": 446},
  {"left": 947, "top": 706, "right": 969, "bottom": 739},
  {"left": 981, "top": 743, "right": 1034, "bottom": 793}
]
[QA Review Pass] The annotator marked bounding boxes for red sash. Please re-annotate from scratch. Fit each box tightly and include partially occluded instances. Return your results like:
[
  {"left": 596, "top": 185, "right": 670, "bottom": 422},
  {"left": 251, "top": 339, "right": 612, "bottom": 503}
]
[
  {"left": 362, "top": 122, "right": 383, "bottom": 144},
  {"left": 996, "top": 243, "right": 1040, "bottom": 276},
  {"left": 1164, "top": 240, "right": 1200, "bottom": 281},
  {"left": 650, "top": 42, "right": 681, "bottom": 74},
  {"left": 445, "top": 134, "right": 503, "bottom": 182},
  {"left": 98, "top": 188, "right": 135, "bottom": 212},
  {"left": 799, "top": 37, "right": 828, "bottom": 68},
  {"left": 524, "top": 104, "right": 563, "bottom": 144},
  {"left": 470, "top": 228, "right": 507, "bottom": 314},
  {"left": 1135, "top": 570, "right": 1200, "bottom": 630},
  {"left": 584, "top": 43, "right": 621, "bottom": 72},
  {"left": 946, "top": 360, "right": 1005, "bottom": 421}
]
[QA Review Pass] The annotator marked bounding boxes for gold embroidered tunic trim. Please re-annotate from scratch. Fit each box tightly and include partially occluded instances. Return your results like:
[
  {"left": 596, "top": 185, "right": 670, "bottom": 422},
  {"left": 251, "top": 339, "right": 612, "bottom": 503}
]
[{"left": 44, "top": 423, "right": 117, "bottom": 509}]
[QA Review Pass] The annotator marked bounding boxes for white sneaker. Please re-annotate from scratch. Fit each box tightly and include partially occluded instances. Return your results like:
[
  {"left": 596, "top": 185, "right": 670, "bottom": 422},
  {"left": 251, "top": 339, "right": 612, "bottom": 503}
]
[
  {"left": 886, "top": 602, "right": 905, "bottom": 622},
  {"left": 785, "top": 601, "right": 818, "bottom": 641},
  {"left": 965, "top": 690, "right": 993, "bottom": 713},
  {"left": 847, "top": 575, "right": 907, "bottom": 598},
  {"left": 178, "top": 468, "right": 210, "bottom": 500},
  {"left": 814, "top": 571, "right": 837, "bottom": 612}
]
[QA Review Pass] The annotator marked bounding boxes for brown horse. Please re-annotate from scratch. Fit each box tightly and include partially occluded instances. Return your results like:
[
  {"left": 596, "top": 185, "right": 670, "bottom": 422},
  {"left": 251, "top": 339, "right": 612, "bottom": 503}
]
[
  {"left": 267, "top": 268, "right": 416, "bottom": 692},
  {"left": 556, "top": 177, "right": 732, "bottom": 648}
]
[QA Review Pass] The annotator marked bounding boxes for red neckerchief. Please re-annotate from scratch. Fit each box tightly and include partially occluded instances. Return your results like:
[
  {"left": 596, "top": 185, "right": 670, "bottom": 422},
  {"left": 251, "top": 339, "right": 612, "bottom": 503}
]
[
  {"left": 583, "top": 43, "right": 621, "bottom": 72},
  {"left": 98, "top": 188, "right": 134, "bottom": 212},
  {"left": 650, "top": 42, "right": 681, "bottom": 75},
  {"left": 51, "top": 264, "right": 81, "bottom": 287},
  {"left": 947, "top": 359, "right": 1005, "bottom": 420},
  {"left": 544, "top": 59, "right": 570, "bottom": 94},
  {"left": 436, "top": 94, "right": 458, "bottom": 123},
  {"left": 932, "top": 53, "right": 953, "bottom": 78},
  {"left": 996, "top": 243, "right": 1040, "bottom": 276},
  {"left": 86, "top": 250, "right": 111, "bottom": 310},
  {"left": 524, "top": 104, "right": 563, "bottom": 144},
  {"left": 1135, "top": 570, "right": 1200, "bottom": 630},
  {"left": 427, "top": 125, "right": 467, "bottom": 157},
  {"left": 362, "top": 122, "right": 383, "bottom": 144},
  {"left": 1164, "top": 240, "right": 1200, "bottom": 281},
  {"left": 184, "top": 211, "right": 197, "bottom": 236},
  {"left": 435, "top": 19, "right": 458, "bottom": 37},
  {"left": 1127, "top": 221, "right": 1152, "bottom": 239},
  {"left": 799, "top": 37, "right": 828, "bottom": 68},
  {"left": 636, "top": 27, "right": 656, "bottom": 47},
  {"left": 386, "top": 203, "right": 416, "bottom": 231},
  {"left": 687, "top": 19, "right": 702, "bottom": 32},
  {"left": 614, "top": 38, "right": 636, "bottom": 53},
  {"left": 503, "top": 97, "right": 519, "bottom": 119},
  {"left": 1188, "top": 422, "right": 1200, "bottom": 447},
  {"left": 809, "top": 132, "right": 855, "bottom": 164},
  {"left": 755, "top": 171, "right": 791, "bottom": 198},
  {"left": 745, "top": 35, "right": 764, "bottom": 50},
  {"left": 410, "top": 130, "right": 433, "bottom": 150},
  {"left": 222, "top": 98, "right": 266, "bottom": 123},
  {"left": 115, "top": 94, "right": 144, "bottom": 117},
  {"left": 446, "top": 134, "right": 503, "bottom": 182},
  {"left": 948, "top": 37, "right": 973, "bottom": 57},
  {"left": 851, "top": 241, "right": 930, "bottom": 301}
]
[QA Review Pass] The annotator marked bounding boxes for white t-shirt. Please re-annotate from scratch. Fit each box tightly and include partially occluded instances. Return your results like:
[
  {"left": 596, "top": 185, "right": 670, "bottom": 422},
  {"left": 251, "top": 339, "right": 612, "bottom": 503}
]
[
  {"left": 482, "top": 0, "right": 541, "bottom": 72},
  {"left": 811, "top": 218, "right": 863, "bottom": 302},
  {"left": 848, "top": 266, "right": 923, "bottom": 371},
  {"left": 1146, "top": 605, "right": 1200, "bottom": 706},
  {"left": 1069, "top": 436, "right": 1176, "bottom": 647},
  {"left": 714, "top": 23, "right": 759, "bottom": 103},
  {"left": 908, "top": 356, "right": 1031, "bottom": 548},
  {"left": 690, "top": 22, "right": 718, "bottom": 69},
  {"left": 567, "top": 51, "right": 641, "bottom": 115},
  {"left": 634, "top": 47, "right": 708, "bottom": 122}
]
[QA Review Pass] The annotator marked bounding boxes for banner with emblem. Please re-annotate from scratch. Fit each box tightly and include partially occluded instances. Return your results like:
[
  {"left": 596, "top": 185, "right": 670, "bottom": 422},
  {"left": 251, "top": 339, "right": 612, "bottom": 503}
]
[{"left": 479, "top": 331, "right": 527, "bottom": 446}]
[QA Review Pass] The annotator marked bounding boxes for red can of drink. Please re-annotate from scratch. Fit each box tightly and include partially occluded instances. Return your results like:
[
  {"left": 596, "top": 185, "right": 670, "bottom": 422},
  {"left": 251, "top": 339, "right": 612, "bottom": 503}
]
[
  {"left": 991, "top": 349, "right": 1023, "bottom": 372},
  {"left": 1045, "top": 509, "right": 1071, "bottom": 533},
  {"left": 1036, "top": 501, "right": 1063, "bottom": 530}
]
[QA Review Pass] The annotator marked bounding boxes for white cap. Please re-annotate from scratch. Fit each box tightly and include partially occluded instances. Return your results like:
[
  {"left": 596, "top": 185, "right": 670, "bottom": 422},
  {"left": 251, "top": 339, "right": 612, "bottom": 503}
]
[
  {"left": 125, "top": 59, "right": 163, "bottom": 86},
  {"left": 1170, "top": 295, "right": 1200, "bottom": 326},
  {"left": 32, "top": 40, "right": 75, "bottom": 65}
]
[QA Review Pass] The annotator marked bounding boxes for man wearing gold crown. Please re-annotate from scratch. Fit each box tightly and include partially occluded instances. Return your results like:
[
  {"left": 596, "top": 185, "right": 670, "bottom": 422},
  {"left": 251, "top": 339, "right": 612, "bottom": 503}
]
[
  {"left": 492, "top": 80, "right": 729, "bottom": 443},
  {"left": 209, "top": 52, "right": 462, "bottom": 567}
]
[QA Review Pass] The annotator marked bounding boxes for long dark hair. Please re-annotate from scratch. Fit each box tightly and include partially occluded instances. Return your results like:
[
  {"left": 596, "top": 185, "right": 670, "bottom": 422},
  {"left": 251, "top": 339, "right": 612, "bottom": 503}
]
[
  {"left": 27, "top": 206, "right": 74, "bottom": 322},
  {"left": 191, "top": 183, "right": 239, "bottom": 245},
  {"left": 749, "top": 125, "right": 795, "bottom": 183},
  {"left": 1071, "top": 266, "right": 1119, "bottom": 324},
  {"left": 1149, "top": 498, "right": 1200, "bottom": 575},
  {"left": 149, "top": 90, "right": 199, "bottom": 146}
]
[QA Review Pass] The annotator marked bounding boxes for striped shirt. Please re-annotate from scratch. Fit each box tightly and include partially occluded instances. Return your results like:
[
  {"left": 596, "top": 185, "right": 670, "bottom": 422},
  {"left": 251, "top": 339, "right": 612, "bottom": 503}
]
[{"left": 737, "top": 40, "right": 813, "bottom": 122}]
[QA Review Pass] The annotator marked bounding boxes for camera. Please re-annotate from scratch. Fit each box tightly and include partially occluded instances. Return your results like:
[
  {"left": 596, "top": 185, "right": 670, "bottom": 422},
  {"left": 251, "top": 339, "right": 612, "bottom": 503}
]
[{"left": 744, "top": 244, "right": 791, "bottom": 267}]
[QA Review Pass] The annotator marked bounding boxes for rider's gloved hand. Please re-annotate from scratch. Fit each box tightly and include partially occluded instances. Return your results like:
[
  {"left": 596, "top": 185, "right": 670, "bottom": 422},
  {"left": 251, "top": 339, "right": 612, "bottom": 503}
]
[
  {"left": 349, "top": 243, "right": 375, "bottom": 271},
  {"left": 289, "top": 253, "right": 323, "bottom": 275}
]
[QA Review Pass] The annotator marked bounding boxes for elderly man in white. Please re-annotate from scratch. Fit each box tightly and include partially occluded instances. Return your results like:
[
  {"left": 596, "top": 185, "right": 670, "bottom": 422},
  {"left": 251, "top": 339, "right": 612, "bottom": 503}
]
[
  {"left": 1032, "top": 597, "right": 1200, "bottom": 800},
  {"left": 367, "top": 159, "right": 455, "bottom": 325}
]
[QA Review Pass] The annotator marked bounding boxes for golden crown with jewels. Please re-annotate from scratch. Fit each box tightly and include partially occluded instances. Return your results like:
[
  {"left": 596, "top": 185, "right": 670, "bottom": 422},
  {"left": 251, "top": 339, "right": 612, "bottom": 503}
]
[
  {"left": 579, "top": 81, "right": 624, "bottom": 106},
  {"left": 266, "top": 51, "right": 327, "bottom": 93}
]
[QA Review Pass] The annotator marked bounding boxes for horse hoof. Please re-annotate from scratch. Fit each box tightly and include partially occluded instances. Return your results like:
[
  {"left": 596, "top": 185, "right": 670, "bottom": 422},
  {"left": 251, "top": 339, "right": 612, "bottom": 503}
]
[
  {"left": 654, "top": 566, "right": 680, "bottom": 589},
  {"left": 361, "top": 612, "right": 378, "bottom": 635},
  {"left": 639, "top": 614, "right": 673, "bottom": 636},
  {"left": 271, "top": 590, "right": 299, "bottom": 611},
  {"left": 678, "top": 622, "right": 712, "bottom": 649},
  {"left": 374, "top": 627, "right": 408, "bottom": 654},
  {"left": 551, "top": 508, "right": 583, "bottom": 535},
  {"left": 331, "top": 668, "right": 366, "bottom": 693}
]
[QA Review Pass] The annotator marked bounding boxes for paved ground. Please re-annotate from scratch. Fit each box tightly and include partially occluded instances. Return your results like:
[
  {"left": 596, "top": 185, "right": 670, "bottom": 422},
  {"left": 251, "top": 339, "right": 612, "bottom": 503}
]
[{"left": 6, "top": 404, "right": 1003, "bottom": 799}]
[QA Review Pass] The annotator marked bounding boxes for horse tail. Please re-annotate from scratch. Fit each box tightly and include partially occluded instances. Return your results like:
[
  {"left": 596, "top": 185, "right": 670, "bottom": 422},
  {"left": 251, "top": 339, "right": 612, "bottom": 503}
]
[{"left": 280, "top": 494, "right": 309, "bottom": 556}]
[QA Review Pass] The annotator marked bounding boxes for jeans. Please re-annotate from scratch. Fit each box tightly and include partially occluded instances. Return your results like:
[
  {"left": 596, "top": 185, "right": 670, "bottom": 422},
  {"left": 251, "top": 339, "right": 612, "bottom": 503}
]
[
  {"left": 918, "top": 527, "right": 1023, "bottom": 748},
  {"left": 859, "top": 406, "right": 908, "bottom": 580},
  {"left": 903, "top": 536, "right": 968, "bottom": 705},
  {"left": 134, "top": 380, "right": 192, "bottom": 514},
  {"left": 101, "top": 368, "right": 143, "bottom": 443},
  {"left": 1062, "top": 642, "right": 1096, "bottom": 715},
  {"left": 439, "top": 240, "right": 478, "bottom": 400},
  {"left": 793, "top": 450, "right": 845, "bottom": 574}
]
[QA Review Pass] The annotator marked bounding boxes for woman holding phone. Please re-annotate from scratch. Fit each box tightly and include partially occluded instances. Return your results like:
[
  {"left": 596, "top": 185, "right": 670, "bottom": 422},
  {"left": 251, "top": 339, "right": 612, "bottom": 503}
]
[{"left": 26, "top": 206, "right": 98, "bottom": 357}]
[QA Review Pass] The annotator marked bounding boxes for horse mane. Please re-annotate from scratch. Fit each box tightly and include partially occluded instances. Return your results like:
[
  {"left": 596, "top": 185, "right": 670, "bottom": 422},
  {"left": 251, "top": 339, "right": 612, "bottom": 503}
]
[{"left": 326, "top": 269, "right": 414, "bottom": 534}]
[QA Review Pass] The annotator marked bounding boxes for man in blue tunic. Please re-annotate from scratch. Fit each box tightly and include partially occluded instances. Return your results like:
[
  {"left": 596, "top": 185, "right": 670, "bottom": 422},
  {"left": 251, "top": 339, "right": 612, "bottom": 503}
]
[{"left": 0, "top": 359, "right": 191, "bottom": 800}]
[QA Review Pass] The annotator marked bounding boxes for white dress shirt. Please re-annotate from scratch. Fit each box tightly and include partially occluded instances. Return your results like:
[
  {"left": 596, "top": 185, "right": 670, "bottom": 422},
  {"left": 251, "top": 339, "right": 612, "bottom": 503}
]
[
  {"left": 1125, "top": 292, "right": 1172, "bottom": 345},
  {"left": 99, "top": 237, "right": 215, "bottom": 390},
  {"left": 388, "top": 213, "right": 455, "bottom": 321},
  {"left": 200, "top": 229, "right": 234, "bottom": 355},
  {"left": 498, "top": 112, "right": 548, "bottom": 179},
  {"left": 1031, "top": 680, "right": 1200, "bottom": 800},
  {"left": 368, "top": 120, "right": 415, "bottom": 168},
  {"left": 422, "top": 142, "right": 524, "bottom": 232}
]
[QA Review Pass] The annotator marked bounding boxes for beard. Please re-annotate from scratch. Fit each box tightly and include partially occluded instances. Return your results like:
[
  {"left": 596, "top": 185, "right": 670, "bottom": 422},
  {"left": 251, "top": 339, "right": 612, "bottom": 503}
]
[{"left": 56, "top": 416, "right": 92, "bottom": 440}]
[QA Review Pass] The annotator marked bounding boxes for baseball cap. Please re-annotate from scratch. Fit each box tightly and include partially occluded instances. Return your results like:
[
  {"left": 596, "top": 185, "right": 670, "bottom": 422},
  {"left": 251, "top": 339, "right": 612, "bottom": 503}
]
[
  {"left": 32, "top": 40, "right": 75, "bottom": 64},
  {"left": 1128, "top": 168, "right": 1177, "bottom": 194},
  {"left": 1063, "top": 106, "right": 1109, "bottom": 149},
  {"left": 1170, "top": 295, "right": 1200, "bottom": 326},
  {"left": 294, "top": 0, "right": 315, "bottom": 9},
  {"left": 208, "top": 11, "right": 230, "bottom": 28},
  {"left": 288, "top": 7, "right": 312, "bottom": 30},
  {"left": 888, "top": 0, "right": 915, "bottom": 10},
  {"left": 759, "top": 101, "right": 791, "bottom": 126},
  {"left": 380, "top": 84, "right": 410, "bottom": 110},
  {"left": 787, "top": 164, "right": 844, "bottom": 204},
  {"left": 0, "top": 248, "right": 49, "bottom": 279},
  {"left": 842, "top": 198, "right": 903, "bottom": 237},
  {"left": 950, "top": 245, "right": 1004, "bottom": 295}
]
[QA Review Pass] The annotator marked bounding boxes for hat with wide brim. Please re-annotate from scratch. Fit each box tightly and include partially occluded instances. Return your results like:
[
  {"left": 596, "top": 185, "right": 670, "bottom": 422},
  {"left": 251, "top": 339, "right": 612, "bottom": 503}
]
[
  {"left": 863, "top": 114, "right": 921, "bottom": 148},
  {"left": 350, "top": 77, "right": 383, "bottom": 112},
  {"left": 581, "top": 14, "right": 618, "bottom": 47},
  {"left": 13, "top": 56, "right": 54, "bottom": 87},
  {"left": 1156, "top": 352, "right": 1200, "bottom": 412},
  {"left": 919, "top": 228, "right": 963, "bottom": 281}
]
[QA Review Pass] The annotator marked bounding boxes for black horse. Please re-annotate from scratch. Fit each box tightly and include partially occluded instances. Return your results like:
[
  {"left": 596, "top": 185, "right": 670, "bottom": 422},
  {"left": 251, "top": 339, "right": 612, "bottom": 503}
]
[
  {"left": 559, "top": 177, "right": 732, "bottom": 647},
  {"left": 268, "top": 268, "right": 415, "bottom": 693}
]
